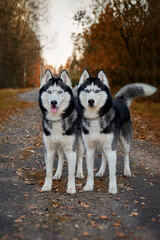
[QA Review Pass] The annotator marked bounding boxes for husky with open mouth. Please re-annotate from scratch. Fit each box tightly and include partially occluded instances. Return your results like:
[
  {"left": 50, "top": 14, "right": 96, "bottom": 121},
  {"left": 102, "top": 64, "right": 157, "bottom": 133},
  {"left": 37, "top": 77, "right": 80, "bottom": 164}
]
[
  {"left": 39, "top": 70, "right": 84, "bottom": 194},
  {"left": 78, "top": 70, "right": 157, "bottom": 194}
]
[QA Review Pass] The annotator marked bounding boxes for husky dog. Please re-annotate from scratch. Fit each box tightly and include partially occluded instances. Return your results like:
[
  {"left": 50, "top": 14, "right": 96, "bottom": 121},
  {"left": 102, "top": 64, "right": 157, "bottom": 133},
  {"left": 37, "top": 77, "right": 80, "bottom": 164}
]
[
  {"left": 39, "top": 69, "right": 84, "bottom": 194},
  {"left": 78, "top": 70, "right": 157, "bottom": 194}
]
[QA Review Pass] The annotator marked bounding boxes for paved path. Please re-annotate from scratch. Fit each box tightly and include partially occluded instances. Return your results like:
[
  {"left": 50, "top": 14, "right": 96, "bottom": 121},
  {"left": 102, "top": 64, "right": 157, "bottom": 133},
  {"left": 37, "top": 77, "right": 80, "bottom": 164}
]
[{"left": 0, "top": 89, "right": 159, "bottom": 240}]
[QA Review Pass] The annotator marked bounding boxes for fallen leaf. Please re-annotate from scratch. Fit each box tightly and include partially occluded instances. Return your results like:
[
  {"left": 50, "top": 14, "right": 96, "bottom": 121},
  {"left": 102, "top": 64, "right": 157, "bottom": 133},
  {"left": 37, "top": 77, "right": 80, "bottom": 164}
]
[
  {"left": 42, "top": 225, "right": 49, "bottom": 229},
  {"left": 29, "top": 206, "right": 38, "bottom": 210},
  {"left": 82, "top": 232, "right": 91, "bottom": 236},
  {"left": 86, "top": 213, "right": 93, "bottom": 217},
  {"left": 129, "top": 212, "right": 138, "bottom": 216},
  {"left": 100, "top": 215, "right": 108, "bottom": 220},
  {"left": 38, "top": 189, "right": 44, "bottom": 193},
  {"left": 52, "top": 203, "right": 59, "bottom": 208},
  {"left": 115, "top": 232, "right": 125, "bottom": 237},
  {"left": 68, "top": 206, "right": 75, "bottom": 209},
  {"left": 79, "top": 202, "right": 90, "bottom": 208},
  {"left": 24, "top": 194, "right": 30, "bottom": 199},
  {"left": 141, "top": 202, "right": 145, "bottom": 206}
]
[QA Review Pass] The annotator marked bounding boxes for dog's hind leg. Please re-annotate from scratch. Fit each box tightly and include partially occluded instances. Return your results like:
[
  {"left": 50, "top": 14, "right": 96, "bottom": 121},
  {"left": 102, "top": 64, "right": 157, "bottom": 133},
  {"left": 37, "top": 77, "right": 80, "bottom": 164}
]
[
  {"left": 120, "top": 122, "right": 132, "bottom": 177},
  {"left": 95, "top": 153, "right": 107, "bottom": 177},
  {"left": 122, "top": 139, "right": 131, "bottom": 177},
  {"left": 65, "top": 150, "right": 76, "bottom": 194},
  {"left": 76, "top": 138, "right": 84, "bottom": 179},
  {"left": 53, "top": 150, "right": 64, "bottom": 180},
  {"left": 42, "top": 149, "right": 56, "bottom": 191}
]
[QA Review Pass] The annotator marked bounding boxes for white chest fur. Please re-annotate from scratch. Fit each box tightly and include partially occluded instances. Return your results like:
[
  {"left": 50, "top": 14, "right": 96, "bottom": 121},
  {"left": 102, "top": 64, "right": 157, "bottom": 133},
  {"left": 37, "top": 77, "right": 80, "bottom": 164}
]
[
  {"left": 43, "top": 121, "right": 75, "bottom": 152},
  {"left": 82, "top": 119, "right": 113, "bottom": 150}
]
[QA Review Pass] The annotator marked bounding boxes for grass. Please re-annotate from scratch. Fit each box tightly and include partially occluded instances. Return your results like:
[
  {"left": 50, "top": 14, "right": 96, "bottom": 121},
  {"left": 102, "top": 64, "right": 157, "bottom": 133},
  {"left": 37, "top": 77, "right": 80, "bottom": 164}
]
[
  {"left": 131, "top": 99, "right": 160, "bottom": 119},
  {"left": 130, "top": 99, "right": 160, "bottom": 143},
  {"left": 0, "top": 88, "right": 32, "bottom": 125}
]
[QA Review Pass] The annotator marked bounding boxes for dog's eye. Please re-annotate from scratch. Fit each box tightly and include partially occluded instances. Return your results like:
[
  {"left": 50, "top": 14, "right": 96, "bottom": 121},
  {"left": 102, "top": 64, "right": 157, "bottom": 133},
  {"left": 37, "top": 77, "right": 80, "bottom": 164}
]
[
  {"left": 95, "top": 89, "right": 100, "bottom": 93},
  {"left": 84, "top": 89, "right": 90, "bottom": 93},
  {"left": 47, "top": 90, "right": 52, "bottom": 94},
  {"left": 58, "top": 90, "right": 63, "bottom": 94}
]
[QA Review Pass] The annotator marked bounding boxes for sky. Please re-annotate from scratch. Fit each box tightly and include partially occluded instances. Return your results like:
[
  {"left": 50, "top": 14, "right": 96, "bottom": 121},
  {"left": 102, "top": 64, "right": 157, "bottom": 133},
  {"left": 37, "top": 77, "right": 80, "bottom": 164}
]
[{"left": 40, "top": 0, "right": 93, "bottom": 70}]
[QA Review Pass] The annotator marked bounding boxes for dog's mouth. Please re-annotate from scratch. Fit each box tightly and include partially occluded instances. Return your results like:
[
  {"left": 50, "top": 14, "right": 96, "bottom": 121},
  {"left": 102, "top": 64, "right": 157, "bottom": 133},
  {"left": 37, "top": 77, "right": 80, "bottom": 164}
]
[
  {"left": 51, "top": 101, "right": 58, "bottom": 113},
  {"left": 51, "top": 107, "right": 58, "bottom": 113}
]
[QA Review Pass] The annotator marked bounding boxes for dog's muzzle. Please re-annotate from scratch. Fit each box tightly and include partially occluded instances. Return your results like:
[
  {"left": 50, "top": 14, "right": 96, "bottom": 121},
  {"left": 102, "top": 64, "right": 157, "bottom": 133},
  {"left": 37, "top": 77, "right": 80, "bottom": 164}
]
[
  {"left": 88, "top": 99, "right": 95, "bottom": 107},
  {"left": 51, "top": 100, "right": 58, "bottom": 113}
]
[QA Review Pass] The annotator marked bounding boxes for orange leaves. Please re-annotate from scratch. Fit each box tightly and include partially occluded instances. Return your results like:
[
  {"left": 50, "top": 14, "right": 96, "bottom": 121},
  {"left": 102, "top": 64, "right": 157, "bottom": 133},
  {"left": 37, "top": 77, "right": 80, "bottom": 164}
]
[
  {"left": 14, "top": 215, "right": 26, "bottom": 223},
  {"left": 99, "top": 215, "right": 108, "bottom": 220},
  {"left": 79, "top": 201, "right": 90, "bottom": 208}
]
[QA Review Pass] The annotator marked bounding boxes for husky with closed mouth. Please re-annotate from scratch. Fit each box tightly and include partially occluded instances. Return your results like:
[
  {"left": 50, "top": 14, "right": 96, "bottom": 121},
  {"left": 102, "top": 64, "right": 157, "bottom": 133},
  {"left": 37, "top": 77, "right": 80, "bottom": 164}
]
[
  {"left": 39, "top": 69, "right": 84, "bottom": 194},
  {"left": 78, "top": 70, "right": 157, "bottom": 194}
]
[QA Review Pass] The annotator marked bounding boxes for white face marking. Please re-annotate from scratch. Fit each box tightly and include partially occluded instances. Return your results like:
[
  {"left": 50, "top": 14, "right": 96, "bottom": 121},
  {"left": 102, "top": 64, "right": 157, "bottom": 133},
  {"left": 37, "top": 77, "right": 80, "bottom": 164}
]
[
  {"left": 79, "top": 82, "right": 107, "bottom": 119},
  {"left": 46, "top": 84, "right": 65, "bottom": 109},
  {"left": 41, "top": 83, "right": 71, "bottom": 120}
]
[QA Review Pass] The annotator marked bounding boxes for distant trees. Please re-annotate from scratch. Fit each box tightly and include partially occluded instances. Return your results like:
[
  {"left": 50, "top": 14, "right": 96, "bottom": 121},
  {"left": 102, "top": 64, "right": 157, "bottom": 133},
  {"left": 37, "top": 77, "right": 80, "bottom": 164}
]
[
  {"left": 0, "top": 0, "right": 44, "bottom": 88},
  {"left": 69, "top": 0, "right": 160, "bottom": 87}
]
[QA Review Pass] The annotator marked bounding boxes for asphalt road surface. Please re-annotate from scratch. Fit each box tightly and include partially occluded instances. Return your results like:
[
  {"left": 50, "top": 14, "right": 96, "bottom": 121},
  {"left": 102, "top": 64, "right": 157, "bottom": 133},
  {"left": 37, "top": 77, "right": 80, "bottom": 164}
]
[{"left": 0, "top": 89, "right": 159, "bottom": 240}]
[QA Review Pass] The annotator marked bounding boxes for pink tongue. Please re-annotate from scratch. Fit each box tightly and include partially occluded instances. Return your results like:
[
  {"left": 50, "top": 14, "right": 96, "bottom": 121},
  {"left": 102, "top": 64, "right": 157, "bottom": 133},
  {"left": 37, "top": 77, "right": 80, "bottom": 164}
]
[{"left": 51, "top": 107, "right": 58, "bottom": 113}]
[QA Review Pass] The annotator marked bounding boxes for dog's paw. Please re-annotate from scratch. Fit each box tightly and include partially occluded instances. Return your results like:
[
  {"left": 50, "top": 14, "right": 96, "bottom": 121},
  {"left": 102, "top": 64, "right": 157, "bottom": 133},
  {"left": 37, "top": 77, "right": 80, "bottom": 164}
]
[
  {"left": 83, "top": 184, "right": 93, "bottom": 192},
  {"left": 52, "top": 173, "right": 61, "bottom": 180},
  {"left": 67, "top": 187, "right": 76, "bottom": 194},
  {"left": 95, "top": 170, "right": 105, "bottom": 178},
  {"left": 41, "top": 184, "right": 51, "bottom": 192},
  {"left": 109, "top": 185, "right": 117, "bottom": 194},
  {"left": 76, "top": 171, "right": 84, "bottom": 179},
  {"left": 124, "top": 169, "right": 131, "bottom": 177}
]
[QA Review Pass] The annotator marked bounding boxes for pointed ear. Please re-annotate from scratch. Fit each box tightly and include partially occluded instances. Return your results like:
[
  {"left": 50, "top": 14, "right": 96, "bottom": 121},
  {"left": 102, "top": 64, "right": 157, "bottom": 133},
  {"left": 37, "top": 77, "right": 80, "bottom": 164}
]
[
  {"left": 60, "top": 70, "right": 72, "bottom": 88},
  {"left": 40, "top": 70, "right": 52, "bottom": 88},
  {"left": 97, "top": 70, "right": 109, "bottom": 88},
  {"left": 78, "top": 70, "right": 90, "bottom": 87}
]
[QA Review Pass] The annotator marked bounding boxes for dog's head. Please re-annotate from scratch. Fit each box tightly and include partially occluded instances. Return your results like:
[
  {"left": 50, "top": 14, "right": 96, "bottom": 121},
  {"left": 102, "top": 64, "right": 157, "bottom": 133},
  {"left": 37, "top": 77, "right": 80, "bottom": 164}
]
[
  {"left": 39, "top": 70, "right": 74, "bottom": 119},
  {"left": 78, "top": 70, "right": 112, "bottom": 118}
]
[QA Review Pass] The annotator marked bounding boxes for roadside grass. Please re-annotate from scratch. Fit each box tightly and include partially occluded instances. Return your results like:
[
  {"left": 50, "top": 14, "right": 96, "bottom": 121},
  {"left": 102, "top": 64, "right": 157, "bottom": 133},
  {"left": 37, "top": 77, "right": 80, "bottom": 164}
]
[
  {"left": 131, "top": 99, "right": 160, "bottom": 143},
  {"left": 0, "top": 88, "right": 32, "bottom": 125},
  {"left": 131, "top": 99, "right": 160, "bottom": 119}
]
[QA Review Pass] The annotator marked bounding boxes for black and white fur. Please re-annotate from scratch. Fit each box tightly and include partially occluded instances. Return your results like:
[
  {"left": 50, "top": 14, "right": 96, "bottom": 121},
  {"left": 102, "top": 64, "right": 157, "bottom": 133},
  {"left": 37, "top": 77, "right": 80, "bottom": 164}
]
[
  {"left": 78, "top": 70, "right": 157, "bottom": 194},
  {"left": 39, "top": 70, "right": 84, "bottom": 194}
]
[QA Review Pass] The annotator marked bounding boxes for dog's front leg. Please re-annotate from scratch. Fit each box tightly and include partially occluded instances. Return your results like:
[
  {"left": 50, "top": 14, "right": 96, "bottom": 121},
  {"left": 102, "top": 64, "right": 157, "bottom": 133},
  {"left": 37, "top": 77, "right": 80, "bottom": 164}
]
[
  {"left": 104, "top": 149, "right": 117, "bottom": 194},
  {"left": 96, "top": 153, "right": 107, "bottom": 177},
  {"left": 65, "top": 151, "right": 76, "bottom": 194},
  {"left": 84, "top": 148, "right": 95, "bottom": 191},
  {"left": 76, "top": 138, "right": 84, "bottom": 179},
  {"left": 42, "top": 149, "right": 55, "bottom": 191},
  {"left": 53, "top": 150, "right": 64, "bottom": 180}
]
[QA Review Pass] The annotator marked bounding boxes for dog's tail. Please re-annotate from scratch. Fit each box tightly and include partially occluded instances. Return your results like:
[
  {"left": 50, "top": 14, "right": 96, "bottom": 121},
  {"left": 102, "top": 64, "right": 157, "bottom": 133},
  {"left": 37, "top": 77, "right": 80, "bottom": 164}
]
[{"left": 114, "top": 83, "right": 157, "bottom": 107}]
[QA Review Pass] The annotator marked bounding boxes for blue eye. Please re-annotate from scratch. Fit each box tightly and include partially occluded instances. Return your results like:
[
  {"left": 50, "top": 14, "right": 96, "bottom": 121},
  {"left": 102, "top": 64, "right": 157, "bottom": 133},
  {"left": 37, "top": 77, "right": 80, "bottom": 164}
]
[
  {"left": 47, "top": 90, "right": 51, "bottom": 94},
  {"left": 84, "top": 89, "right": 90, "bottom": 93},
  {"left": 58, "top": 90, "right": 63, "bottom": 94},
  {"left": 95, "top": 89, "right": 100, "bottom": 93}
]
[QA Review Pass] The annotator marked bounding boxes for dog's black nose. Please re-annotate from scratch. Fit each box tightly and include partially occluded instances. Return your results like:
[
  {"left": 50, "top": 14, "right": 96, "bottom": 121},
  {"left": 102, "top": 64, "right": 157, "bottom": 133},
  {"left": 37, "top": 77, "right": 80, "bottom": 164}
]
[
  {"left": 88, "top": 99, "right": 94, "bottom": 106},
  {"left": 51, "top": 100, "right": 57, "bottom": 106}
]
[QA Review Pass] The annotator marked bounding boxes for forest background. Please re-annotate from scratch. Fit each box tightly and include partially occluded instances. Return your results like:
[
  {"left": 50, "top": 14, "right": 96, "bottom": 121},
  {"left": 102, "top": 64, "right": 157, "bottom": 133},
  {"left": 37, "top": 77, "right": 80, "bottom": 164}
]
[{"left": 0, "top": 0, "right": 160, "bottom": 93}]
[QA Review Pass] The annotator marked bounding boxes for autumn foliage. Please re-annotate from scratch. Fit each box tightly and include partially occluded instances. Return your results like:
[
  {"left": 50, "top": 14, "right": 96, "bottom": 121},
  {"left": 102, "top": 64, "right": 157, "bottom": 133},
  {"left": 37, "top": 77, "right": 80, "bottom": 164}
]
[
  {"left": 66, "top": 0, "right": 160, "bottom": 89},
  {"left": 0, "top": 0, "right": 42, "bottom": 88}
]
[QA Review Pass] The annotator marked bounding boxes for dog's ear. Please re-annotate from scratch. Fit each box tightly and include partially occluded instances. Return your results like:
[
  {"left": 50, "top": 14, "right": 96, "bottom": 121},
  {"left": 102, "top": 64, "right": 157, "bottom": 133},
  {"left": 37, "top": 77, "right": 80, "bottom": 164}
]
[
  {"left": 40, "top": 70, "right": 52, "bottom": 88},
  {"left": 60, "top": 70, "right": 72, "bottom": 88},
  {"left": 78, "top": 70, "right": 90, "bottom": 87},
  {"left": 97, "top": 70, "right": 109, "bottom": 88}
]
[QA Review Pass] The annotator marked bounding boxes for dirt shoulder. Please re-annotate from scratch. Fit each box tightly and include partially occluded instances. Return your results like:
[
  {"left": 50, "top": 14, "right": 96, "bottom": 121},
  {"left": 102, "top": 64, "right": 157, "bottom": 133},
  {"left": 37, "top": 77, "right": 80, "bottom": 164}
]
[{"left": 0, "top": 89, "right": 159, "bottom": 240}]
